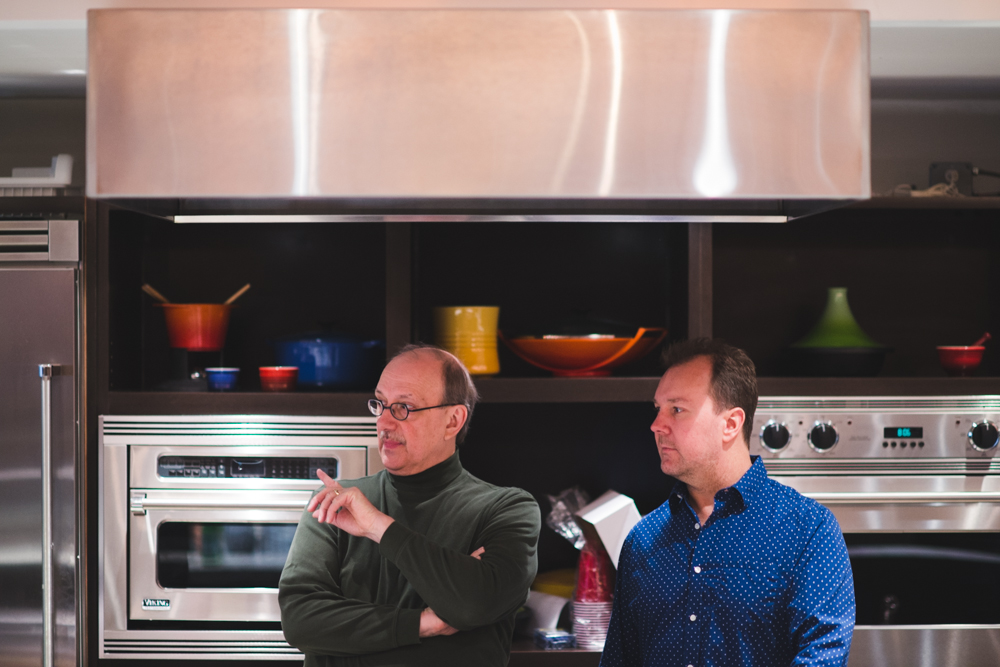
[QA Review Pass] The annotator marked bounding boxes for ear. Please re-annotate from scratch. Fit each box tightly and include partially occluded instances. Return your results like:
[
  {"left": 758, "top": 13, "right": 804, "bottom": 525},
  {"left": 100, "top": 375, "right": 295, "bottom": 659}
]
[
  {"left": 443, "top": 405, "right": 468, "bottom": 442},
  {"left": 721, "top": 407, "right": 745, "bottom": 446}
]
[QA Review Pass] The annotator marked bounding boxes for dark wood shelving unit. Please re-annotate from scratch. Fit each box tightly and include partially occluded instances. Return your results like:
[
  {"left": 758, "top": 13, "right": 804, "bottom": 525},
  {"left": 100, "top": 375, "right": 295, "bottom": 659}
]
[
  {"left": 476, "top": 376, "right": 1000, "bottom": 404},
  {"left": 509, "top": 639, "right": 601, "bottom": 667},
  {"left": 104, "top": 377, "right": 999, "bottom": 416},
  {"left": 0, "top": 195, "right": 85, "bottom": 217},
  {"left": 106, "top": 390, "right": 372, "bottom": 416},
  {"left": 849, "top": 196, "right": 1000, "bottom": 210},
  {"left": 92, "top": 200, "right": 1000, "bottom": 411},
  {"left": 85, "top": 198, "right": 1000, "bottom": 667},
  {"left": 476, "top": 376, "right": 660, "bottom": 403},
  {"left": 757, "top": 377, "right": 1000, "bottom": 397}
]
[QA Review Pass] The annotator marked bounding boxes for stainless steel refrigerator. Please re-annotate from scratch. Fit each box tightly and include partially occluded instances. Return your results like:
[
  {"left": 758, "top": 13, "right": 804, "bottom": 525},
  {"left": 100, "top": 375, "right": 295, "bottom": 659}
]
[{"left": 0, "top": 219, "right": 81, "bottom": 667}]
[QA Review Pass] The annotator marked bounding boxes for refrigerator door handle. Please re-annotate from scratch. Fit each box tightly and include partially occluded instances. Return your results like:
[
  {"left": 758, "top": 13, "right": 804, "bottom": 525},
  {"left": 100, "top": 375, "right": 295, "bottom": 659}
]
[{"left": 38, "top": 363, "right": 67, "bottom": 667}]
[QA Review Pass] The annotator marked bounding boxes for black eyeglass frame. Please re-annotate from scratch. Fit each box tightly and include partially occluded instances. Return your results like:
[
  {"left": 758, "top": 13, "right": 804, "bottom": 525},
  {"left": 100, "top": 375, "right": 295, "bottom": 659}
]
[{"left": 368, "top": 398, "right": 463, "bottom": 421}]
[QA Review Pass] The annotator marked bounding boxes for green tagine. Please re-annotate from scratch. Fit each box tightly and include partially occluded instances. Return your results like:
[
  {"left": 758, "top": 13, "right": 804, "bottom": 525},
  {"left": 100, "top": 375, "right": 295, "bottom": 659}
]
[
  {"left": 788, "top": 287, "right": 889, "bottom": 377},
  {"left": 792, "top": 287, "right": 883, "bottom": 349}
]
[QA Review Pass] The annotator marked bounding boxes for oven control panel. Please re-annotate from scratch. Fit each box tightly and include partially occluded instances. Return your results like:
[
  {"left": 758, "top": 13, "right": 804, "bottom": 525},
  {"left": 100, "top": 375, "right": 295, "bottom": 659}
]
[
  {"left": 752, "top": 396, "right": 1000, "bottom": 459},
  {"left": 157, "top": 456, "right": 338, "bottom": 480}
]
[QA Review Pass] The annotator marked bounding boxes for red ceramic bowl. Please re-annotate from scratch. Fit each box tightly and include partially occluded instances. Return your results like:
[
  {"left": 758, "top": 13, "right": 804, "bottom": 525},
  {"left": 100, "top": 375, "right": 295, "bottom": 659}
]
[
  {"left": 260, "top": 366, "right": 298, "bottom": 392},
  {"left": 159, "top": 304, "right": 232, "bottom": 351},
  {"left": 937, "top": 346, "right": 985, "bottom": 377}
]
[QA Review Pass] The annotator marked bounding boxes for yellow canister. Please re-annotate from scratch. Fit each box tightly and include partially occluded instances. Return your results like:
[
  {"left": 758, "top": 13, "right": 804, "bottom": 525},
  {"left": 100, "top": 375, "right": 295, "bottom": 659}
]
[{"left": 433, "top": 306, "right": 500, "bottom": 375}]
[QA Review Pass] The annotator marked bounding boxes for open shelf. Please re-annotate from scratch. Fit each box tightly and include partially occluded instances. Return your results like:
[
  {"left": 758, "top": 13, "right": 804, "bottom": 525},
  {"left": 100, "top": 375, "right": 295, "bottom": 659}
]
[
  {"left": 411, "top": 221, "right": 688, "bottom": 375},
  {"left": 0, "top": 195, "right": 85, "bottom": 217},
  {"left": 509, "top": 638, "right": 601, "bottom": 667},
  {"left": 757, "top": 377, "right": 1000, "bottom": 397},
  {"left": 476, "top": 376, "right": 659, "bottom": 403},
  {"left": 106, "top": 391, "right": 372, "bottom": 416},
  {"left": 105, "top": 378, "right": 1000, "bottom": 416},
  {"left": 478, "top": 376, "right": 1000, "bottom": 403},
  {"left": 713, "top": 209, "right": 1000, "bottom": 379},
  {"left": 849, "top": 196, "right": 1000, "bottom": 210},
  {"left": 104, "top": 208, "right": 388, "bottom": 393}
]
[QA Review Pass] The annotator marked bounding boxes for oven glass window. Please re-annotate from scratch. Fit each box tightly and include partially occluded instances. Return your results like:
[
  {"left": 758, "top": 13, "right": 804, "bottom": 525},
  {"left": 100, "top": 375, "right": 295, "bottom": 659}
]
[
  {"left": 157, "top": 523, "right": 297, "bottom": 589},
  {"left": 847, "top": 533, "right": 1000, "bottom": 625}
]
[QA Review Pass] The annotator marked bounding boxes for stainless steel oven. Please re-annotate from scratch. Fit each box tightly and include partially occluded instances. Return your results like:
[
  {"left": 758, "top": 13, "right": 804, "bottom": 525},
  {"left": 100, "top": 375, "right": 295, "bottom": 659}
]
[
  {"left": 753, "top": 395, "right": 1000, "bottom": 667},
  {"left": 99, "top": 415, "right": 381, "bottom": 660}
]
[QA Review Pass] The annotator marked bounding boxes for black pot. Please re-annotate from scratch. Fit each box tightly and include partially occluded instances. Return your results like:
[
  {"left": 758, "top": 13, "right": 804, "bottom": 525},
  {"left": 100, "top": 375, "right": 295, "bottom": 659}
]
[{"left": 786, "top": 347, "right": 889, "bottom": 377}]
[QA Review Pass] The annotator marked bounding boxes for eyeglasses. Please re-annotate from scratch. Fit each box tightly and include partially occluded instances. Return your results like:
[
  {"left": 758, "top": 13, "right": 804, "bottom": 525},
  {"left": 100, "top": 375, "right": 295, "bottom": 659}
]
[{"left": 368, "top": 398, "right": 462, "bottom": 421}]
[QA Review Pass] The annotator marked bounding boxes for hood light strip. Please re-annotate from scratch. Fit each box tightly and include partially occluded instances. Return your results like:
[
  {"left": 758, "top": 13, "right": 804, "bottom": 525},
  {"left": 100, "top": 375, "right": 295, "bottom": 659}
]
[{"left": 171, "top": 214, "right": 788, "bottom": 224}]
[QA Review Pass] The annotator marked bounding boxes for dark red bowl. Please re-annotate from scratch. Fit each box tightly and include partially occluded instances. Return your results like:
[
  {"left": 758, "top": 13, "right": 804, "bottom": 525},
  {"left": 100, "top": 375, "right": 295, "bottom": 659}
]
[
  {"left": 260, "top": 366, "right": 298, "bottom": 391},
  {"left": 937, "top": 346, "right": 985, "bottom": 377}
]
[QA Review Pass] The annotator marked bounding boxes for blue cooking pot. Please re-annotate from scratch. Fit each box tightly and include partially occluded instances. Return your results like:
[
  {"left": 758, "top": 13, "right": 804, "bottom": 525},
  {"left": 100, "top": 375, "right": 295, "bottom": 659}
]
[{"left": 274, "top": 334, "right": 384, "bottom": 389}]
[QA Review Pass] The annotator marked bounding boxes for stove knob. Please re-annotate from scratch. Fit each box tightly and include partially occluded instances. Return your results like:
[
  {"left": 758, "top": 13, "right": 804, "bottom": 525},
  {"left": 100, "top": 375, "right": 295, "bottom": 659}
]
[
  {"left": 809, "top": 422, "right": 839, "bottom": 452},
  {"left": 760, "top": 422, "right": 790, "bottom": 452},
  {"left": 969, "top": 421, "right": 1000, "bottom": 451}
]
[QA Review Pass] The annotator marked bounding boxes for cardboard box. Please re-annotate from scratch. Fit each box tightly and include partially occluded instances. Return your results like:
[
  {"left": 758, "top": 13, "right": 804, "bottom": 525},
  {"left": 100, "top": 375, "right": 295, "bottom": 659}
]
[{"left": 573, "top": 490, "right": 641, "bottom": 568}]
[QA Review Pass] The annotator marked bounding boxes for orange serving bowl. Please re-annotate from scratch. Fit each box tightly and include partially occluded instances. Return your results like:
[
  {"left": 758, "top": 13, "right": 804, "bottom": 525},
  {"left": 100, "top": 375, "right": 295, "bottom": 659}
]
[{"left": 500, "top": 328, "right": 667, "bottom": 377}]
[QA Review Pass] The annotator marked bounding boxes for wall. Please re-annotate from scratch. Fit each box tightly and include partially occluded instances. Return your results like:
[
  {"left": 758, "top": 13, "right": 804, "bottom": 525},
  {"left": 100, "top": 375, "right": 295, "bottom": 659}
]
[
  {"left": 4, "top": 96, "right": 997, "bottom": 198},
  {"left": 872, "top": 99, "right": 1000, "bottom": 193},
  {"left": 0, "top": 97, "right": 85, "bottom": 187}
]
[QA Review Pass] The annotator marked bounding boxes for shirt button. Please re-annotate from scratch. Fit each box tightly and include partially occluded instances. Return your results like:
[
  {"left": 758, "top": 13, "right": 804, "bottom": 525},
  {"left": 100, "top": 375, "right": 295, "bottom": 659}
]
[
  {"left": 689, "top": 614, "right": 697, "bottom": 621},
  {"left": 694, "top": 523, "right": 700, "bottom": 530},
  {"left": 693, "top": 566, "right": 701, "bottom": 573}
]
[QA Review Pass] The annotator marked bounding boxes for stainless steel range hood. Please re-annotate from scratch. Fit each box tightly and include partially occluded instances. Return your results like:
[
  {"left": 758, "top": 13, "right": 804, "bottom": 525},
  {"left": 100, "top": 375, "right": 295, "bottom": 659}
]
[{"left": 87, "top": 9, "right": 870, "bottom": 222}]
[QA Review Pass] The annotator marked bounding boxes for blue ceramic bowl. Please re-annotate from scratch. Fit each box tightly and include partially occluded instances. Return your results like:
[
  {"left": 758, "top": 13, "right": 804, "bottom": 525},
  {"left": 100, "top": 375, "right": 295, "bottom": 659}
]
[
  {"left": 274, "top": 335, "right": 384, "bottom": 389},
  {"left": 205, "top": 367, "right": 240, "bottom": 392}
]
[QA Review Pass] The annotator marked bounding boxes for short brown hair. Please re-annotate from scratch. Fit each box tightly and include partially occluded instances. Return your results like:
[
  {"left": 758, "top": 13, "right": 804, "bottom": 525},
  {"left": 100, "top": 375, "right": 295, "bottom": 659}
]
[
  {"left": 394, "top": 343, "right": 479, "bottom": 444},
  {"left": 661, "top": 338, "right": 758, "bottom": 444}
]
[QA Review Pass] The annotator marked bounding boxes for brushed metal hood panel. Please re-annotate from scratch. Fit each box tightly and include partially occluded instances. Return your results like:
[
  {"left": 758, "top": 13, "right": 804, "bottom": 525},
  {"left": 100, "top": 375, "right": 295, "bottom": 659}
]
[{"left": 87, "top": 9, "right": 870, "bottom": 202}]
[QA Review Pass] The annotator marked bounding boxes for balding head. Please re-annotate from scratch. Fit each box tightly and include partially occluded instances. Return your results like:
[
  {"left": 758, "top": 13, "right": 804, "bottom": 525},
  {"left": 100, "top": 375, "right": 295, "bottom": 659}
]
[{"left": 393, "top": 344, "right": 479, "bottom": 444}]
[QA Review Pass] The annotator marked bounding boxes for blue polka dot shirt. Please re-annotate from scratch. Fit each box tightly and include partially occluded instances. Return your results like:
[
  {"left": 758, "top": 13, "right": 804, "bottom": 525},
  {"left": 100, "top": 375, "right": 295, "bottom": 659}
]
[{"left": 600, "top": 456, "right": 855, "bottom": 667}]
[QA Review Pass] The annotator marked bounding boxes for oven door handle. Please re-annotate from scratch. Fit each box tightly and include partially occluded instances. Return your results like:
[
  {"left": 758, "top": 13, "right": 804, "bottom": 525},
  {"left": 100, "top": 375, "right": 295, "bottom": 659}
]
[
  {"left": 806, "top": 491, "right": 1000, "bottom": 504},
  {"left": 130, "top": 490, "right": 314, "bottom": 514}
]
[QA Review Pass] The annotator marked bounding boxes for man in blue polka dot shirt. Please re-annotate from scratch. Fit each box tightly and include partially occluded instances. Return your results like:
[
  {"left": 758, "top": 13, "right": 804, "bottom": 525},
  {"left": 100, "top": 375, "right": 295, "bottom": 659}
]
[{"left": 600, "top": 338, "right": 854, "bottom": 667}]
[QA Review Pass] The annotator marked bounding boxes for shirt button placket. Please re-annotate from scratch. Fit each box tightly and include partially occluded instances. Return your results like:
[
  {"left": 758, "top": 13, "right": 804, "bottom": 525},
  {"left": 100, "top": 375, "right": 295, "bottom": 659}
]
[{"left": 687, "top": 511, "right": 705, "bottom": 667}]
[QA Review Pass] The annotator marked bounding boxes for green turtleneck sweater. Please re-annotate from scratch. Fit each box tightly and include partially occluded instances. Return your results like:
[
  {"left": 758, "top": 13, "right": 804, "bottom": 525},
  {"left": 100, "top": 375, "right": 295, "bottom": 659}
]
[{"left": 278, "top": 451, "right": 541, "bottom": 666}]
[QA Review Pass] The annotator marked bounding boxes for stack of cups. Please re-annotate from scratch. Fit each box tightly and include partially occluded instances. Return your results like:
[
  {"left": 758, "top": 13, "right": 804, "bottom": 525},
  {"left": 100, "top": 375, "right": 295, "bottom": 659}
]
[
  {"left": 572, "top": 541, "right": 615, "bottom": 649},
  {"left": 433, "top": 306, "right": 500, "bottom": 375}
]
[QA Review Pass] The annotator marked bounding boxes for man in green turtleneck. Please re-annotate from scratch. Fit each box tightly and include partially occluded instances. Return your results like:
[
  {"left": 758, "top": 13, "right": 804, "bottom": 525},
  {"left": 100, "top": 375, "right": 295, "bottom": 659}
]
[{"left": 279, "top": 344, "right": 541, "bottom": 666}]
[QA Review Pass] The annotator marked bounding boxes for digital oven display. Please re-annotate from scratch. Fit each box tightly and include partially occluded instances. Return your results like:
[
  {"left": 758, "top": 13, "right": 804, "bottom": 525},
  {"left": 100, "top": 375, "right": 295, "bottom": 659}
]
[
  {"left": 157, "top": 456, "right": 338, "bottom": 480},
  {"left": 883, "top": 427, "right": 923, "bottom": 439}
]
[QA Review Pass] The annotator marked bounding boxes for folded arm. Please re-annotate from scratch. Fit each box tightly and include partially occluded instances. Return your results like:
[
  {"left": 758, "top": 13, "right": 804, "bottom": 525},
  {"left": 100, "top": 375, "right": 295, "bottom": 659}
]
[
  {"left": 309, "top": 470, "right": 541, "bottom": 633},
  {"left": 379, "top": 491, "right": 541, "bottom": 631},
  {"left": 278, "top": 506, "right": 422, "bottom": 657}
]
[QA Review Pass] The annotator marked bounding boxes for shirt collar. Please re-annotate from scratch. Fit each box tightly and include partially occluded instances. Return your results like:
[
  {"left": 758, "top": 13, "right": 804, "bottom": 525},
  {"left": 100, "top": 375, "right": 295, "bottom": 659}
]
[
  {"left": 731, "top": 455, "right": 768, "bottom": 505},
  {"left": 668, "top": 455, "right": 769, "bottom": 512},
  {"left": 387, "top": 449, "right": 464, "bottom": 495}
]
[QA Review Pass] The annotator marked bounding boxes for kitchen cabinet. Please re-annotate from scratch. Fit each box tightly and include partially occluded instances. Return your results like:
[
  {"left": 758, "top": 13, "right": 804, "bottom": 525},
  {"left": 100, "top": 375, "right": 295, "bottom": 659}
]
[
  {"left": 92, "top": 198, "right": 1000, "bottom": 411},
  {"left": 88, "top": 194, "right": 1000, "bottom": 545},
  {"left": 82, "top": 196, "right": 1000, "bottom": 666},
  {"left": 87, "top": 194, "right": 1000, "bottom": 545},
  {"left": 93, "top": 205, "right": 692, "bottom": 414}
]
